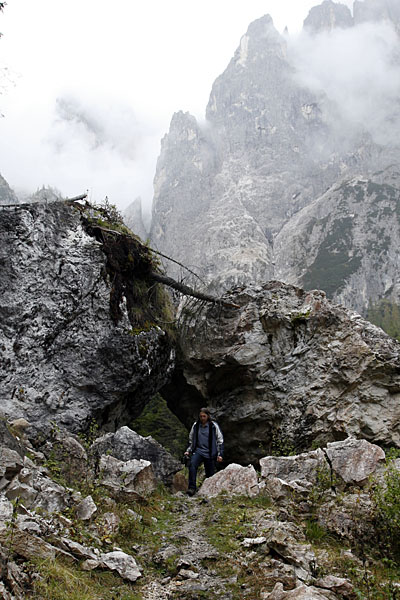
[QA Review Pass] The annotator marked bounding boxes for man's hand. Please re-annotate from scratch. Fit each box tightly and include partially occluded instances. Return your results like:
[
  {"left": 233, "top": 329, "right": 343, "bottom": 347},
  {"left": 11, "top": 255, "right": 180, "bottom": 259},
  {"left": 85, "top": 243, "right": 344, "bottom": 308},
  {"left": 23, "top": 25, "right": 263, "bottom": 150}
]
[
  {"left": 217, "top": 456, "right": 223, "bottom": 463},
  {"left": 184, "top": 451, "right": 190, "bottom": 456}
]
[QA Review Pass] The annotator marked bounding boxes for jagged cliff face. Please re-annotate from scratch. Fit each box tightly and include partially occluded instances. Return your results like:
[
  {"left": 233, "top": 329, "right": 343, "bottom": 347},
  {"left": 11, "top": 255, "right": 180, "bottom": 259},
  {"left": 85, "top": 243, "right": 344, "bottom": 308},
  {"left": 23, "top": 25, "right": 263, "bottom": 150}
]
[
  {"left": 150, "top": 1, "right": 400, "bottom": 313},
  {"left": 275, "top": 167, "right": 400, "bottom": 313},
  {"left": 354, "top": 0, "right": 400, "bottom": 32},
  {"left": 304, "top": 0, "right": 353, "bottom": 32},
  {"left": 0, "top": 173, "right": 18, "bottom": 205},
  {"left": 163, "top": 282, "right": 400, "bottom": 464},
  {"left": 0, "top": 201, "right": 173, "bottom": 435},
  {"left": 123, "top": 197, "right": 148, "bottom": 242}
]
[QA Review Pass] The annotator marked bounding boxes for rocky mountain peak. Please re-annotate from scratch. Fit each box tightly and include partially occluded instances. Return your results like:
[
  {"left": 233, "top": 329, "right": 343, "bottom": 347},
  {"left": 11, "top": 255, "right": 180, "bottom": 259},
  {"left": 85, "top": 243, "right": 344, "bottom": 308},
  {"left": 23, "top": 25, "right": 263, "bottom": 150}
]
[
  {"left": 303, "top": 0, "right": 354, "bottom": 33},
  {"left": 164, "top": 110, "right": 201, "bottom": 145},
  {"left": 242, "top": 15, "right": 282, "bottom": 51}
]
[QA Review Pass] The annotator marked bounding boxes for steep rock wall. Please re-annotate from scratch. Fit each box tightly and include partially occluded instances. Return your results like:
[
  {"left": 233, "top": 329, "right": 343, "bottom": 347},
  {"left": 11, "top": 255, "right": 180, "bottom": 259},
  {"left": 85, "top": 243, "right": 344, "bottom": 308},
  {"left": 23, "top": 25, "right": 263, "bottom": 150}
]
[
  {"left": 0, "top": 201, "right": 173, "bottom": 434},
  {"left": 275, "top": 167, "right": 400, "bottom": 314}
]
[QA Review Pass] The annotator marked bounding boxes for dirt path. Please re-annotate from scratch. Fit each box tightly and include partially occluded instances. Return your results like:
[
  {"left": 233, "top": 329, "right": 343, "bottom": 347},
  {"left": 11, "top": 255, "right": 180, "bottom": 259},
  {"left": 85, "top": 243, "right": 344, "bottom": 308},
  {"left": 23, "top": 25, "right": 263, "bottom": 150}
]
[{"left": 140, "top": 494, "right": 235, "bottom": 600}]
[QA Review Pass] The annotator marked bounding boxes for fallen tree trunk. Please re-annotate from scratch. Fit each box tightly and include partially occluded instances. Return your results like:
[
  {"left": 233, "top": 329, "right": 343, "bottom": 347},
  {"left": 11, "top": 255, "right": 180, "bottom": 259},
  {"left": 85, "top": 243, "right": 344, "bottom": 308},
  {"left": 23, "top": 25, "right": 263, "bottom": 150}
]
[{"left": 150, "top": 272, "right": 239, "bottom": 309}]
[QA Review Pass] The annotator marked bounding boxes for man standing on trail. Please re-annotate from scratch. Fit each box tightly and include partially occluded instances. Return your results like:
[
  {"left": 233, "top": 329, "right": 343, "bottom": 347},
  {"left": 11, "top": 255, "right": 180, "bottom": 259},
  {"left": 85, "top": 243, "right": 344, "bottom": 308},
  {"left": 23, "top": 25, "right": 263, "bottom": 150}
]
[{"left": 184, "top": 408, "right": 224, "bottom": 496}]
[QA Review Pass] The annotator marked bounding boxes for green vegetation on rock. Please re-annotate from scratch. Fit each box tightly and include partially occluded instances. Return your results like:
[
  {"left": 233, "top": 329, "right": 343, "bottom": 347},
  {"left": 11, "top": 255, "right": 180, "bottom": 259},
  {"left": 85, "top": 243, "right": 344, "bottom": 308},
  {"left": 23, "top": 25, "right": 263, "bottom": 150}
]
[
  {"left": 30, "top": 558, "right": 143, "bottom": 600},
  {"left": 302, "top": 216, "right": 361, "bottom": 298},
  {"left": 131, "top": 394, "right": 188, "bottom": 459},
  {"left": 77, "top": 198, "right": 176, "bottom": 339}
]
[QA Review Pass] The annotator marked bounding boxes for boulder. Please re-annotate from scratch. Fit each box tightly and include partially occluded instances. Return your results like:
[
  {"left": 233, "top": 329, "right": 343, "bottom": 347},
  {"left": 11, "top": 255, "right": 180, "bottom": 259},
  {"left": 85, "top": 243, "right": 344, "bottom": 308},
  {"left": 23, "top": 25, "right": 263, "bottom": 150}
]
[
  {"left": 316, "top": 576, "right": 353, "bottom": 598},
  {"left": 98, "top": 455, "right": 156, "bottom": 498},
  {"left": 241, "top": 536, "right": 267, "bottom": 547},
  {"left": 0, "top": 448, "right": 24, "bottom": 480},
  {"left": 263, "top": 477, "right": 312, "bottom": 502},
  {"left": 325, "top": 438, "right": 386, "bottom": 486},
  {"left": 0, "top": 413, "right": 21, "bottom": 457},
  {"left": 5, "top": 480, "right": 38, "bottom": 506},
  {"left": 57, "top": 538, "right": 98, "bottom": 560},
  {"left": 0, "top": 543, "right": 29, "bottom": 600},
  {"left": 91, "top": 426, "right": 181, "bottom": 484},
  {"left": 40, "top": 429, "right": 88, "bottom": 487},
  {"left": 5, "top": 463, "right": 72, "bottom": 514},
  {"left": 163, "top": 282, "right": 400, "bottom": 463},
  {"left": 260, "top": 449, "right": 327, "bottom": 488},
  {"left": 197, "top": 464, "right": 259, "bottom": 498},
  {"left": 99, "top": 550, "right": 142, "bottom": 582}
]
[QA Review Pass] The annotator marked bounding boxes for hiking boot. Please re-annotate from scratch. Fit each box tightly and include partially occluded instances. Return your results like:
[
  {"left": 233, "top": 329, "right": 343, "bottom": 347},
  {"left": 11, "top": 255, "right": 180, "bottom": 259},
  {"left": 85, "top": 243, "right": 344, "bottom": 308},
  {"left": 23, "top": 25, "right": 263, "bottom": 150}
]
[{"left": 187, "top": 488, "right": 196, "bottom": 497}]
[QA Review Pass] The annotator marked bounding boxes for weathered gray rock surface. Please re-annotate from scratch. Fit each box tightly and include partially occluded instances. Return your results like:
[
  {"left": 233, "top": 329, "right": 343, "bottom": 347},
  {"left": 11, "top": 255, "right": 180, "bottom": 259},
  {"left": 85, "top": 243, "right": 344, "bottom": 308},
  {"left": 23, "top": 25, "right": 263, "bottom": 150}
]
[
  {"left": 98, "top": 455, "right": 157, "bottom": 498},
  {"left": 304, "top": 0, "right": 354, "bottom": 33},
  {"left": 198, "top": 463, "right": 259, "bottom": 498},
  {"left": 0, "top": 201, "right": 173, "bottom": 434},
  {"left": 91, "top": 426, "right": 181, "bottom": 484},
  {"left": 163, "top": 282, "right": 400, "bottom": 463},
  {"left": 274, "top": 169, "right": 400, "bottom": 314},
  {"left": 325, "top": 437, "right": 385, "bottom": 486}
]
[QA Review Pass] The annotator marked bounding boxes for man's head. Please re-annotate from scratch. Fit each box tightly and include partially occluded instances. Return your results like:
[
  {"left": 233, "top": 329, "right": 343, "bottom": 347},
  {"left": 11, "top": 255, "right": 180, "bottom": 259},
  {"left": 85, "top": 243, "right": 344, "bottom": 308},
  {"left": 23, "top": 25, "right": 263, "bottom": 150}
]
[{"left": 199, "top": 408, "right": 211, "bottom": 425}]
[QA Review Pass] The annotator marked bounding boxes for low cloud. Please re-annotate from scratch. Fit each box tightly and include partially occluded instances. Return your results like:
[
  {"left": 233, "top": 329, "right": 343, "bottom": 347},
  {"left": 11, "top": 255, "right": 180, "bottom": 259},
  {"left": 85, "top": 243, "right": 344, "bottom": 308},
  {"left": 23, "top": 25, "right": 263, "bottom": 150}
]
[
  {"left": 289, "top": 21, "right": 400, "bottom": 146},
  {"left": 0, "top": 88, "right": 162, "bottom": 213}
]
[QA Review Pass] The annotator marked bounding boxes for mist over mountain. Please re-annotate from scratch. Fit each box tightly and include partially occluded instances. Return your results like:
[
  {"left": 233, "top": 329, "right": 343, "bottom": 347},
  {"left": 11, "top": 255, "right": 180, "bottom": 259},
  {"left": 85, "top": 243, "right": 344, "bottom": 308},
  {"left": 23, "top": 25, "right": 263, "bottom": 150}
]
[{"left": 150, "top": 0, "right": 400, "bottom": 317}]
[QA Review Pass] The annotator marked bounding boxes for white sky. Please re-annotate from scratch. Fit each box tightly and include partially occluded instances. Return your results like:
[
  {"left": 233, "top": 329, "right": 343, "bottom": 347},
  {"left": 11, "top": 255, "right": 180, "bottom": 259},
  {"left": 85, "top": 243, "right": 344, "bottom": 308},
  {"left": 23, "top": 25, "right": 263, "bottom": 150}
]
[{"left": 0, "top": 0, "right": 354, "bottom": 212}]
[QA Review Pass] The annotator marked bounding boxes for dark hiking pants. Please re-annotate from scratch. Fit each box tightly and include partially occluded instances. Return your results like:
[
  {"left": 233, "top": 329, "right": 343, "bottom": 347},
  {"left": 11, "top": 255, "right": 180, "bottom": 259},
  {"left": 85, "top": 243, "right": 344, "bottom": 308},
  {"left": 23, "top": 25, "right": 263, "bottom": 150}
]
[{"left": 188, "top": 452, "right": 215, "bottom": 490}]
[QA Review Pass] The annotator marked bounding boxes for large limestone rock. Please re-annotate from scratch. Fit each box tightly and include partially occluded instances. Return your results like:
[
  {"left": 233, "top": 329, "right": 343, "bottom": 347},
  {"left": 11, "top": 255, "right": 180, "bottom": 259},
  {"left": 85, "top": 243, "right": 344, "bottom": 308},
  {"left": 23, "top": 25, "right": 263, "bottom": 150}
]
[
  {"left": 85, "top": 550, "right": 142, "bottom": 582},
  {"left": 260, "top": 449, "right": 326, "bottom": 485},
  {"left": 91, "top": 426, "right": 181, "bottom": 484},
  {"left": 197, "top": 464, "right": 259, "bottom": 497},
  {"left": 0, "top": 529, "right": 75, "bottom": 562},
  {"left": 0, "top": 201, "right": 173, "bottom": 434},
  {"left": 163, "top": 282, "right": 400, "bottom": 463},
  {"left": 325, "top": 437, "right": 386, "bottom": 486},
  {"left": 318, "top": 492, "right": 375, "bottom": 541},
  {"left": 98, "top": 455, "right": 157, "bottom": 498},
  {"left": 75, "top": 496, "right": 98, "bottom": 520}
]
